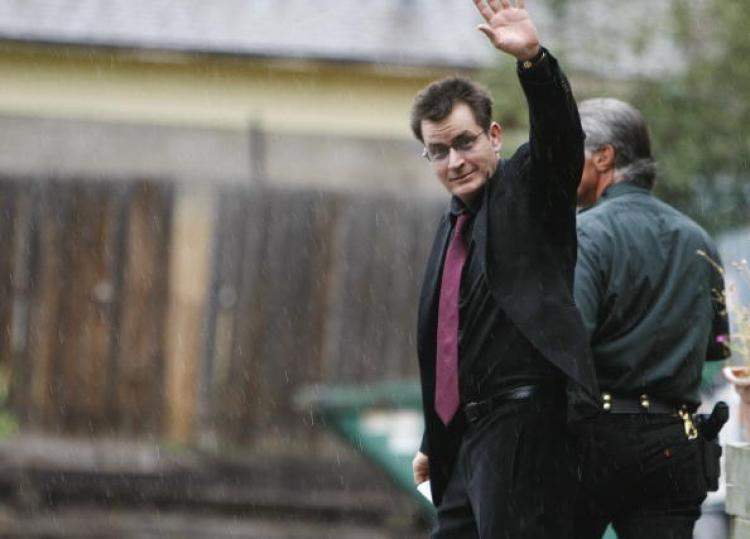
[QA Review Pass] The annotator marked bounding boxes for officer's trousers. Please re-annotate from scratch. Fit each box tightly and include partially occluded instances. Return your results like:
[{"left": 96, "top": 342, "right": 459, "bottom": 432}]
[{"left": 573, "top": 414, "right": 708, "bottom": 539}]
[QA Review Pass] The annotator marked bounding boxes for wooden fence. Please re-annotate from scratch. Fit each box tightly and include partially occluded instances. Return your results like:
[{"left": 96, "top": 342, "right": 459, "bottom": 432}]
[{"left": 0, "top": 176, "right": 442, "bottom": 451}]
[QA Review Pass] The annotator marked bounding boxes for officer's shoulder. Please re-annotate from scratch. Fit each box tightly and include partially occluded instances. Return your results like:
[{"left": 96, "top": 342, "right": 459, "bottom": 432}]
[
  {"left": 654, "top": 197, "right": 714, "bottom": 241},
  {"left": 576, "top": 201, "right": 611, "bottom": 232}
]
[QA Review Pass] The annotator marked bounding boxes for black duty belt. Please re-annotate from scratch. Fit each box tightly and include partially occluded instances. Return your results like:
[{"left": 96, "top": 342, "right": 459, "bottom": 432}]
[
  {"left": 600, "top": 392, "right": 699, "bottom": 439},
  {"left": 463, "top": 384, "right": 552, "bottom": 423},
  {"left": 600, "top": 392, "right": 690, "bottom": 414}
]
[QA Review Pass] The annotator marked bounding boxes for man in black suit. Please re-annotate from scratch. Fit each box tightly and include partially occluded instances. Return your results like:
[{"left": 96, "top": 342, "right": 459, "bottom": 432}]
[{"left": 409, "top": 1, "right": 599, "bottom": 537}]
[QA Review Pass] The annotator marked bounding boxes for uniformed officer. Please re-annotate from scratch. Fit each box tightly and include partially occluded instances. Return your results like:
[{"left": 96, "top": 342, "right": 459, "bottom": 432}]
[{"left": 572, "top": 97, "right": 731, "bottom": 539}]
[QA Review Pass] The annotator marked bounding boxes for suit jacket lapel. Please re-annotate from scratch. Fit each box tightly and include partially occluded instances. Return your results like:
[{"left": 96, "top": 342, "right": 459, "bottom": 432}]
[
  {"left": 417, "top": 210, "right": 451, "bottom": 360},
  {"left": 473, "top": 191, "right": 488, "bottom": 277},
  {"left": 474, "top": 164, "right": 507, "bottom": 301}
]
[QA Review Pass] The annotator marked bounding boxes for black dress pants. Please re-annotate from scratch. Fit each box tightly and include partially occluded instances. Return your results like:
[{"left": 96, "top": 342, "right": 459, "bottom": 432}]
[
  {"left": 431, "top": 396, "right": 578, "bottom": 539},
  {"left": 573, "top": 414, "right": 708, "bottom": 539}
]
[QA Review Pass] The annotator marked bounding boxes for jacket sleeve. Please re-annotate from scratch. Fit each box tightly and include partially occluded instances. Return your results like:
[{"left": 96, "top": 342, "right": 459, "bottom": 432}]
[{"left": 517, "top": 49, "right": 585, "bottom": 206}]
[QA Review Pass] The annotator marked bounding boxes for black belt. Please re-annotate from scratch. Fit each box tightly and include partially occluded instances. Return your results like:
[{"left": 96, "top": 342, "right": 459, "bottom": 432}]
[
  {"left": 601, "top": 392, "right": 691, "bottom": 414},
  {"left": 463, "top": 384, "right": 552, "bottom": 423}
]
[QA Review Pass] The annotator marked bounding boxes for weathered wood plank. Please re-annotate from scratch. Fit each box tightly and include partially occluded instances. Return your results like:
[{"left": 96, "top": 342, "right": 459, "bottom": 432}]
[
  {"left": 3, "top": 175, "right": 440, "bottom": 450},
  {"left": 0, "top": 183, "right": 17, "bottom": 370},
  {"left": 20, "top": 184, "right": 65, "bottom": 428},
  {"left": 112, "top": 182, "right": 173, "bottom": 435},
  {"left": 199, "top": 189, "right": 249, "bottom": 445},
  {"left": 209, "top": 187, "right": 339, "bottom": 447},
  {"left": 164, "top": 188, "right": 216, "bottom": 443},
  {"left": 326, "top": 195, "right": 377, "bottom": 383},
  {"left": 51, "top": 184, "right": 119, "bottom": 432},
  {"left": 218, "top": 188, "right": 270, "bottom": 444},
  {"left": 325, "top": 193, "right": 441, "bottom": 384}
]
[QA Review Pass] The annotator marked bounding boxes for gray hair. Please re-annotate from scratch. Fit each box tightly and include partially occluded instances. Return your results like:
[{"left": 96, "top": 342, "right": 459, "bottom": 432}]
[{"left": 578, "top": 98, "right": 656, "bottom": 189}]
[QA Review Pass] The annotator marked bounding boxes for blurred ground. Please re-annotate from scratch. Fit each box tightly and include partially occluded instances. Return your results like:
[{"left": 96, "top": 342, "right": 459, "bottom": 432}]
[
  {"left": 0, "top": 434, "right": 428, "bottom": 539},
  {"left": 0, "top": 508, "right": 427, "bottom": 539}
]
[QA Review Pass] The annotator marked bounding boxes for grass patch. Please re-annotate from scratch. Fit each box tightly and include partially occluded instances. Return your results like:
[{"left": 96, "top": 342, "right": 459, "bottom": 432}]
[{"left": 0, "top": 365, "right": 18, "bottom": 438}]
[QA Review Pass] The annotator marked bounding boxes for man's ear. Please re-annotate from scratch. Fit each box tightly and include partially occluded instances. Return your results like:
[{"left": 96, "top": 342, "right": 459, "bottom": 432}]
[
  {"left": 593, "top": 144, "right": 615, "bottom": 172},
  {"left": 489, "top": 121, "right": 503, "bottom": 154}
]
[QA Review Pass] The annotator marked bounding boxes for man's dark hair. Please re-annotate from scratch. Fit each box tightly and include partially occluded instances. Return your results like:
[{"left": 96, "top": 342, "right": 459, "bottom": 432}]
[
  {"left": 410, "top": 76, "right": 494, "bottom": 142},
  {"left": 578, "top": 98, "right": 657, "bottom": 190}
]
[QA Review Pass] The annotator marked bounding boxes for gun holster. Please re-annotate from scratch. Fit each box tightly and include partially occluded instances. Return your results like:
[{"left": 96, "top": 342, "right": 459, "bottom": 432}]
[
  {"left": 698, "top": 436, "right": 722, "bottom": 491},
  {"left": 693, "top": 401, "right": 729, "bottom": 492}
]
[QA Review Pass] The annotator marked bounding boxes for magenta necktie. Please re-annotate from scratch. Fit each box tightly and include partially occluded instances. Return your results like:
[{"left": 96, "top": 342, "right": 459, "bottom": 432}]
[{"left": 435, "top": 213, "right": 469, "bottom": 425}]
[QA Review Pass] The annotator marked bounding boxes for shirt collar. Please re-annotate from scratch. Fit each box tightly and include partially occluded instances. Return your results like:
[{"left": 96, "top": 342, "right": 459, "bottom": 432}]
[
  {"left": 450, "top": 189, "right": 482, "bottom": 217},
  {"left": 450, "top": 196, "right": 466, "bottom": 216},
  {"left": 599, "top": 181, "right": 652, "bottom": 201},
  {"left": 448, "top": 159, "right": 500, "bottom": 217},
  {"left": 577, "top": 181, "right": 652, "bottom": 215}
]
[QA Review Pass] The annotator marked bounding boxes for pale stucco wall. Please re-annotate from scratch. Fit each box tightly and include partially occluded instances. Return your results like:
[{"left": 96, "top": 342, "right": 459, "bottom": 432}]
[
  {"left": 0, "top": 43, "right": 454, "bottom": 138},
  {"left": 0, "top": 43, "right": 459, "bottom": 197}
]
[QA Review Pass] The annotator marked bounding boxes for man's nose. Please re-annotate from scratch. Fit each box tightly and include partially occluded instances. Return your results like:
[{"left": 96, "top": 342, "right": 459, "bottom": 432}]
[{"left": 448, "top": 147, "right": 465, "bottom": 168}]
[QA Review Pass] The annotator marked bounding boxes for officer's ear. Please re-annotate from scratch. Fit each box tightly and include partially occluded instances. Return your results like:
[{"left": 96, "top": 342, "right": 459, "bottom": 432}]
[{"left": 592, "top": 144, "right": 615, "bottom": 173}]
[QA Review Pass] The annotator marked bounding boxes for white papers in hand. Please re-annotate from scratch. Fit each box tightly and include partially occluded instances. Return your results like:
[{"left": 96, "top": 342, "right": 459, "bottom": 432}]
[{"left": 417, "top": 480, "right": 432, "bottom": 503}]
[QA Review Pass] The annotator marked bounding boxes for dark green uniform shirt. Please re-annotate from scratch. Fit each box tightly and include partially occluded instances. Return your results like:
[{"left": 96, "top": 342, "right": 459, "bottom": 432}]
[{"left": 574, "top": 182, "right": 730, "bottom": 407}]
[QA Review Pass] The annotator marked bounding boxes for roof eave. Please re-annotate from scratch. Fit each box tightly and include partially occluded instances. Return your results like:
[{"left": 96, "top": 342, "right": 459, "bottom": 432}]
[{"left": 0, "top": 35, "right": 488, "bottom": 72}]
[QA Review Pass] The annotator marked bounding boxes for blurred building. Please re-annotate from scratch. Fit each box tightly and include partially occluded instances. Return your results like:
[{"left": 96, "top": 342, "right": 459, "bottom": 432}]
[
  {"left": 0, "top": 2, "right": 709, "bottom": 535},
  {"left": 0, "top": 0, "right": 688, "bottom": 192},
  {"left": 0, "top": 0, "right": 697, "bottom": 430},
  {"left": 0, "top": 0, "right": 510, "bottom": 445},
  {"left": 0, "top": 0, "right": 697, "bottom": 444},
  {"left": 0, "top": 0, "right": 506, "bottom": 196}
]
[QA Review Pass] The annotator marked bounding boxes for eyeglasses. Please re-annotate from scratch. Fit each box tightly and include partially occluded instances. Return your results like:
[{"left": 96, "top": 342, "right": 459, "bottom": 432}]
[{"left": 421, "top": 131, "right": 487, "bottom": 162}]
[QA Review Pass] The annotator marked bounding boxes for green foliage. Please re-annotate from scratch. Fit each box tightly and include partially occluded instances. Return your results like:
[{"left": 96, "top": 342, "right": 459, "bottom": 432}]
[
  {"left": 478, "top": 56, "right": 529, "bottom": 151},
  {"left": 482, "top": 0, "right": 750, "bottom": 234},
  {"left": 0, "top": 366, "right": 18, "bottom": 439},
  {"left": 631, "top": 0, "right": 750, "bottom": 233}
]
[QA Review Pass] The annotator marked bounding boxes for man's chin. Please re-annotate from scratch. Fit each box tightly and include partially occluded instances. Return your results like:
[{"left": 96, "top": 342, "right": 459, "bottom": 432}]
[{"left": 452, "top": 181, "right": 483, "bottom": 203}]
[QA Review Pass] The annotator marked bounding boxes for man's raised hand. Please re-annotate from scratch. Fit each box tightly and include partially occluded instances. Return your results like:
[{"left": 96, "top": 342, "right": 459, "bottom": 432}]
[{"left": 472, "top": 0, "right": 541, "bottom": 61}]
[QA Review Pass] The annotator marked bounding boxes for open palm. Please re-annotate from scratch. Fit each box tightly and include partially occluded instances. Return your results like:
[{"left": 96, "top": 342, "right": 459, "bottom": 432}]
[{"left": 473, "top": 0, "right": 540, "bottom": 60}]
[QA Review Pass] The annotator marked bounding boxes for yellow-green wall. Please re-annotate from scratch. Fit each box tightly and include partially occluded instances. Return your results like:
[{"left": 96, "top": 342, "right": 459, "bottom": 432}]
[{"left": 0, "top": 43, "right": 464, "bottom": 138}]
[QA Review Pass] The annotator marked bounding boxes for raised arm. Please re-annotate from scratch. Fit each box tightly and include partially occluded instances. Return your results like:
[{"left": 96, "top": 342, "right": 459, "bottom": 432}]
[{"left": 473, "top": 0, "right": 584, "bottom": 201}]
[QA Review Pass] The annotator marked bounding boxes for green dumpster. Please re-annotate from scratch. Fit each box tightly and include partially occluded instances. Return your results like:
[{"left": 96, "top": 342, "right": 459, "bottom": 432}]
[{"left": 295, "top": 380, "right": 435, "bottom": 519}]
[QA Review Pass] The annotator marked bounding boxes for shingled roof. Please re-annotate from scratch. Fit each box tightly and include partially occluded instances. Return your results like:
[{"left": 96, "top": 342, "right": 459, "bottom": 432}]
[
  {"left": 0, "top": 0, "right": 496, "bottom": 69},
  {"left": 0, "top": 0, "right": 686, "bottom": 77}
]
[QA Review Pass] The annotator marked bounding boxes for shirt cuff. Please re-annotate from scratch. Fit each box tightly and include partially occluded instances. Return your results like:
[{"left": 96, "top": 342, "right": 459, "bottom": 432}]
[{"left": 516, "top": 47, "right": 553, "bottom": 83}]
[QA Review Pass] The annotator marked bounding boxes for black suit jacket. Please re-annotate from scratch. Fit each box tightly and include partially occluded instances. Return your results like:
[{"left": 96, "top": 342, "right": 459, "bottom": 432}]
[{"left": 416, "top": 52, "right": 600, "bottom": 506}]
